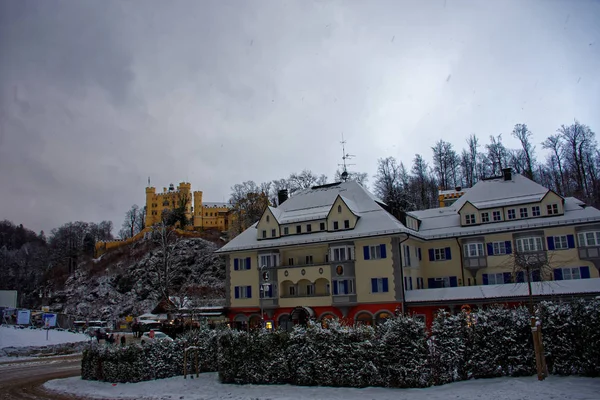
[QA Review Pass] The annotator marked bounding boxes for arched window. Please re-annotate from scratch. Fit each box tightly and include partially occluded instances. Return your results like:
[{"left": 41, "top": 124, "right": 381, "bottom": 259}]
[
  {"left": 355, "top": 312, "right": 374, "bottom": 326},
  {"left": 337, "top": 205, "right": 342, "bottom": 213}
]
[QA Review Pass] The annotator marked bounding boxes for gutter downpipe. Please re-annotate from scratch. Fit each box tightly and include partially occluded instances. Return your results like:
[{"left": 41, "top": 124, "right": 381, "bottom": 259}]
[
  {"left": 399, "top": 233, "right": 410, "bottom": 315},
  {"left": 455, "top": 237, "right": 466, "bottom": 287}
]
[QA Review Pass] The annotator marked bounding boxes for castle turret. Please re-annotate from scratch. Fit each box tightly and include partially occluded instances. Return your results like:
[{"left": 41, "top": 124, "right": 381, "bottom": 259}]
[
  {"left": 193, "top": 191, "right": 203, "bottom": 228},
  {"left": 145, "top": 186, "right": 157, "bottom": 226}
]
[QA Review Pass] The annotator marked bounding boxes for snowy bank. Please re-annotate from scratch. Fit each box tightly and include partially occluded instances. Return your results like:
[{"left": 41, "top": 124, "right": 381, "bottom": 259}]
[
  {"left": 45, "top": 372, "right": 600, "bottom": 400},
  {"left": 0, "top": 326, "right": 90, "bottom": 357}
]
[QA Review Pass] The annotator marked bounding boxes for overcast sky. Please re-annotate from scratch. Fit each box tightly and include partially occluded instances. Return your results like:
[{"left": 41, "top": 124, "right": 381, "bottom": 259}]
[{"left": 1, "top": 0, "right": 599, "bottom": 235}]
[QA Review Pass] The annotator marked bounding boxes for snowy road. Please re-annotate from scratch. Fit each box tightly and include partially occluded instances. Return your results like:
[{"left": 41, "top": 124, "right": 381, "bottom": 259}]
[
  {"left": 44, "top": 372, "right": 600, "bottom": 400},
  {"left": 0, "top": 355, "right": 83, "bottom": 400}
]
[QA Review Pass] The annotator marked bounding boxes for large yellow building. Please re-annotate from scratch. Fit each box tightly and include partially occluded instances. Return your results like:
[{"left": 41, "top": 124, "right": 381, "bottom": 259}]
[
  {"left": 145, "top": 182, "right": 232, "bottom": 232},
  {"left": 216, "top": 169, "right": 600, "bottom": 330}
]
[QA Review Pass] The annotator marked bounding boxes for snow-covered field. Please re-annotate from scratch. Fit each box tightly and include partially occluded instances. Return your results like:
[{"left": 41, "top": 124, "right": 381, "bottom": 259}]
[
  {"left": 0, "top": 325, "right": 89, "bottom": 348},
  {"left": 45, "top": 372, "right": 599, "bottom": 400}
]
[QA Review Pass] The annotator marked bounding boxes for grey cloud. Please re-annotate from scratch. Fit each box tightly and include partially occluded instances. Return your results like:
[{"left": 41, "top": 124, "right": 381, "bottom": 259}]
[{"left": 0, "top": 0, "right": 599, "bottom": 234}]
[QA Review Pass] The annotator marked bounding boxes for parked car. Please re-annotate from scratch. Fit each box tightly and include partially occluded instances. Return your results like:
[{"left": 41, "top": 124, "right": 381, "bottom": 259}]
[{"left": 140, "top": 330, "right": 173, "bottom": 344}]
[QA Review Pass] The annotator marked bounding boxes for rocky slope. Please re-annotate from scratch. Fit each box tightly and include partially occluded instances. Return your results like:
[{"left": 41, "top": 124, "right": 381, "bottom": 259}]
[{"left": 47, "top": 238, "right": 225, "bottom": 321}]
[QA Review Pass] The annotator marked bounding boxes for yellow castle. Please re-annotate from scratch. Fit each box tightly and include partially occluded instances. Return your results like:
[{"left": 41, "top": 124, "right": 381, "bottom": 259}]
[{"left": 145, "top": 182, "right": 232, "bottom": 232}]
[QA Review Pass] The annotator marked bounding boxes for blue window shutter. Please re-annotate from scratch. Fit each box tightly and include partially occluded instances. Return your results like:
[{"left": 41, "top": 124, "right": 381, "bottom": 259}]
[
  {"left": 371, "top": 278, "right": 378, "bottom": 293},
  {"left": 567, "top": 235, "right": 575, "bottom": 249},
  {"left": 246, "top": 257, "right": 251, "bottom": 269},
  {"left": 553, "top": 269, "right": 563, "bottom": 281},
  {"left": 333, "top": 281, "right": 338, "bottom": 295},
  {"left": 505, "top": 241, "right": 512, "bottom": 254},
  {"left": 383, "top": 278, "right": 389, "bottom": 292},
  {"left": 234, "top": 259, "right": 239, "bottom": 270},
  {"left": 234, "top": 287, "right": 240, "bottom": 299},
  {"left": 343, "top": 280, "right": 349, "bottom": 294},
  {"left": 503, "top": 272, "right": 512, "bottom": 284},
  {"left": 445, "top": 247, "right": 452, "bottom": 260},
  {"left": 487, "top": 243, "right": 494, "bottom": 256},
  {"left": 482, "top": 274, "right": 489, "bottom": 285},
  {"left": 408, "top": 277, "right": 412, "bottom": 290},
  {"left": 428, "top": 249, "right": 434, "bottom": 261},
  {"left": 363, "top": 246, "right": 370, "bottom": 260},
  {"left": 247, "top": 286, "right": 252, "bottom": 298},
  {"left": 532, "top": 270, "right": 541, "bottom": 282},
  {"left": 517, "top": 271, "right": 525, "bottom": 283},
  {"left": 380, "top": 244, "right": 387, "bottom": 259},
  {"left": 580, "top": 266, "right": 591, "bottom": 279},
  {"left": 427, "top": 278, "right": 435, "bottom": 289},
  {"left": 418, "top": 248, "right": 422, "bottom": 260},
  {"left": 449, "top": 276, "right": 458, "bottom": 287},
  {"left": 268, "top": 285, "right": 273, "bottom": 297},
  {"left": 547, "top": 237, "right": 555, "bottom": 251}
]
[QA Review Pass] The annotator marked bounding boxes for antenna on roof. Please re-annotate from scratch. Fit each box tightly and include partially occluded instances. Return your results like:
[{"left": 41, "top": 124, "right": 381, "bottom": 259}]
[
  {"left": 148, "top": 177, "right": 151, "bottom": 186},
  {"left": 338, "top": 133, "right": 355, "bottom": 182}
]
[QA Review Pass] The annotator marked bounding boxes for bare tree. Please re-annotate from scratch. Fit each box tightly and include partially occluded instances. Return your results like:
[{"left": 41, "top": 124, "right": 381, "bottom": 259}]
[
  {"left": 485, "top": 134, "right": 509, "bottom": 176},
  {"left": 334, "top": 169, "right": 368, "bottom": 186},
  {"left": 542, "top": 134, "right": 566, "bottom": 194},
  {"left": 287, "top": 170, "right": 327, "bottom": 193},
  {"left": 512, "top": 124, "right": 536, "bottom": 180},
  {"left": 150, "top": 220, "right": 179, "bottom": 300},
  {"left": 228, "top": 181, "right": 271, "bottom": 237}
]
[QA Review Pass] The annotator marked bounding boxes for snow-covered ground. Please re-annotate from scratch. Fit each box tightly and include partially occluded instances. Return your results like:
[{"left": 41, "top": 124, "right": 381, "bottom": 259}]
[
  {"left": 0, "top": 326, "right": 90, "bottom": 348},
  {"left": 45, "top": 372, "right": 599, "bottom": 400}
]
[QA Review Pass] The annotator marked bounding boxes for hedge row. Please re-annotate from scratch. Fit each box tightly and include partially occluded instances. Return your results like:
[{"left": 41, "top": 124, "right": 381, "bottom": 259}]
[{"left": 82, "top": 299, "right": 600, "bottom": 386}]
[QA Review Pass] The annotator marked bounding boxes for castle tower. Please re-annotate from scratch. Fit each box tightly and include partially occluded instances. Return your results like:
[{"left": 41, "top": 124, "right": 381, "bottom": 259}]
[
  {"left": 193, "top": 191, "right": 203, "bottom": 228},
  {"left": 177, "top": 182, "right": 193, "bottom": 222},
  {"left": 145, "top": 186, "right": 157, "bottom": 227}
]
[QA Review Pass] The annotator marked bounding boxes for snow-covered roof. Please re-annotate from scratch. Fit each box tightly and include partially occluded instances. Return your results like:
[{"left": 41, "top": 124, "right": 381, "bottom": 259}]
[
  {"left": 406, "top": 173, "right": 600, "bottom": 239},
  {"left": 451, "top": 173, "right": 549, "bottom": 211},
  {"left": 216, "top": 181, "right": 409, "bottom": 253},
  {"left": 406, "top": 278, "right": 600, "bottom": 304}
]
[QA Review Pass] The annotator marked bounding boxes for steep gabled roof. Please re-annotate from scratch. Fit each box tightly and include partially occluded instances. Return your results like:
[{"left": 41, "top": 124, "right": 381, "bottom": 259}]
[
  {"left": 216, "top": 181, "right": 409, "bottom": 253},
  {"left": 452, "top": 173, "right": 551, "bottom": 211}
]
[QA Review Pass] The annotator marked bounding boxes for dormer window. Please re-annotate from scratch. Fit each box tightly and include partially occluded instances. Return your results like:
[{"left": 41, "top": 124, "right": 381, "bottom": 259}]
[
  {"left": 532, "top": 206, "right": 541, "bottom": 216},
  {"left": 547, "top": 204, "right": 559, "bottom": 215},
  {"left": 344, "top": 220, "right": 350, "bottom": 229},
  {"left": 320, "top": 222, "right": 325, "bottom": 231},
  {"left": 296, "top": 225, "right": 301, "bottom": 234},
  {"left": 507, "top": 209, "right": 516, "bottom": 220},
  {"left": 481, "top": 212, "right": 489, "bottom": 223},
  {"left": 493, "top": 211, "right": 502, "bottom": 221},
  {"left": 520, "top": 208, "right": 529, "bottom": 218},
  {"left": 337, "top": 205, "right": 342, "bottom": 213},
  {"left": 283, "top": 227, "right": 289, "bottom": 235},
  {"left": 465, "top": 214, "right": 476, "bottom": 225},
  {"left": 333, "top": 221, "right": 339, "bottom": 230}
]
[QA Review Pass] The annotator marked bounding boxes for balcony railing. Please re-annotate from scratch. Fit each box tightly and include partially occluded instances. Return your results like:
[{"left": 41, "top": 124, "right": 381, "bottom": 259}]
[
  {"left": 332, "top": 294, "right": 357, "bottom": 304},
  {"left": 280, "top": 293, "right": 330, "bottom": 299},
  {"left": 463, "top": 255, "right": 487, "bottom": 269},
  {"left": 579, "top": 246, "right": 600, "bottom": 259}
]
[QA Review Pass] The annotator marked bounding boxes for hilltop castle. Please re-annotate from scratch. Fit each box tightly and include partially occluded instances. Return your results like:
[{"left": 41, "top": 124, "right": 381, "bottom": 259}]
[{"left": 145, "top": 182, "right": 232, "bottom": 232}]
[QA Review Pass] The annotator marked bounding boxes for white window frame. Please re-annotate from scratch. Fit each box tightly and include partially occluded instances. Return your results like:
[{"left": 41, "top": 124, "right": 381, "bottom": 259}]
[
  {"left": 492, "top": 211, "right": 502, "bottom": 221},
  {"left": 519, "top": 207, "right": 529, "bottom": 218},
  {"left": 259, "top": 253, "right": 280, "bottom": 268},
  {"left": 463, "top": 243, "right": 484, "bottom": 258},
  {"left": 336, "top": 279, "right": 355, "bottom": 295},
  {"left": 547, "top": 203, "right": 559, "bottom": 215},
  {"left": 404, "top": 245, "right": 411, "bottom": 266},
  {"left": 492, "top": 241, "right": 507, "bottom": 255},
  {"left": 288, "top": 285, "right": 296, "bottom": 296},
  {"left": 434, "top": 277, "right": 451, "bottom": 288},
  {"left": 261, "top": 230, "right": 266, "bottom": 238},
  {"left": 238, "top": 285, "right": 251, "bottom": 299},
  {"left": 562, "top": 267, "right": 581, "bottom": 280},
  {"left": 532, "top": 205, "right": 541, "bottom": 216},
  {"left": 487, "top": 273, "right": 505, "bottom": 285},
  {"left": 368, "top": 245, "right": 383, "bottom": 260},
  {"left": 283, "top": 227, "right": 289, "bottom": 235},
  {"left": 465, "top": 214, "right": 476, "bottom": 225},
  {"left": 330, "top": 245, "right": 355, "bottom": 262},
  {"left": 373, "top": 278, "right": 388, "bottom": 293},
  {"left": 237, "top": 258, "right": 251, "bottom": 270},
  {"left": 481, "top": 212, "right": 489, "bottom": 223},
  {"left": 515, "top": 237, "right": 543, "bottom": 253},
  {"left": 554, "top": 235, "right": 568, "bottom": 250},
  {"left": 434, "top": 248, "right": 446, "bottom": 261},
  {"left": 507, "top": 209, "right": 516, "bottom": 220},
  {"left": 305, "top": 255, "right": 313, "bottom": 265},
  {"left": 578, "top": 231, "right": 600, "bottom": 247},
  {"left": 306, "top": 284, "right": 315, "bottom": 295}
]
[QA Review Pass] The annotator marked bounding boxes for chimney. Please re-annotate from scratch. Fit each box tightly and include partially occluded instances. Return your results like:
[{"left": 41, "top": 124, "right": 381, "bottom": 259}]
[
  {"left": 278, "top": 189, "right": 289, "bottom": 206},
  {"left": 502, "top": 168, "right": 512, "bottom": 181}
]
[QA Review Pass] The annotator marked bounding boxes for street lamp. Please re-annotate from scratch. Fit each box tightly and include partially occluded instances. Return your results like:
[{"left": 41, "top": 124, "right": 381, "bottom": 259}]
[{"left": 259, "top": 265, "right": 270, "bottom": 328}]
